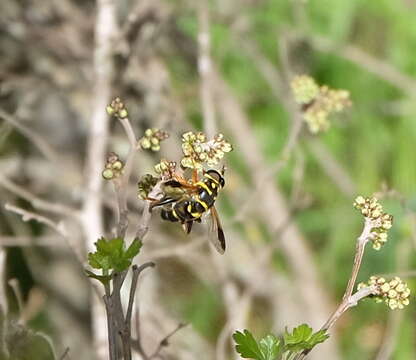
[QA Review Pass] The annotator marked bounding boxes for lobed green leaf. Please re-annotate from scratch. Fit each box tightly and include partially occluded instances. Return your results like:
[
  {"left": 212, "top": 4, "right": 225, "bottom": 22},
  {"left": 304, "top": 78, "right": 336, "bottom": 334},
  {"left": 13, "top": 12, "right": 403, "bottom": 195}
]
[
  {"left": 87, "top": 237, "right": 143, "bottom": 272},
  {"left": 233, "top": 330, "right": 264, "bottom": 360},
  {"left": 233, "top": 330, "right": 281, "bottom": 360},
  {"left": 283, "top": 324, "right": 329, "bottom": 352}
]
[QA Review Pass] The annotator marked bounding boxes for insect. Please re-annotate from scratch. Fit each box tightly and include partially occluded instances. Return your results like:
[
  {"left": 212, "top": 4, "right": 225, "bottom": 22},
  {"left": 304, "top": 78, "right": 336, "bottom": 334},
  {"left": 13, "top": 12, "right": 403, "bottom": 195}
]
[{"left": 149, "top": 169, "right": 226, "bottom": 254}]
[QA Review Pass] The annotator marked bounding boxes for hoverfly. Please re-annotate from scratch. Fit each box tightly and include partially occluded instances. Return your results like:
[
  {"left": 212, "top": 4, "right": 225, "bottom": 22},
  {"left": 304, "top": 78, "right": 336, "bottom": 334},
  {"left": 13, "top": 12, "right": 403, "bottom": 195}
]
[{"left": 149, "top": 169, "right": 226, "bottom": 254}]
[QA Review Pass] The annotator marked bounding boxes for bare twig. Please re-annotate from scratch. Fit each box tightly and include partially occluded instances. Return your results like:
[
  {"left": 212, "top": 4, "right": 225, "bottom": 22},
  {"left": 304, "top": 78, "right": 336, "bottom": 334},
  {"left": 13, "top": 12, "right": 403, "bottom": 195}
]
[
  {"left": 305, "top": 33, "right": 416, "bottom": 96},
  {"left": 212, "top": 65, "right": 337, "bottom": 335},
  {"left": 5, "top": 203, "right": 68, "bottom": 238},
  {"left": 230, "top": 111, "right": 303, "bottom": 224},
  {"left": 0, "top": 108, "right": 58, "bottom": 162},
  {"left": 376, "top": 270, "right": 416, "bottom": 279},
  {"left": 0, "top": 235, "right": 63, "bottom": 247},
  {"left": 296, "top": 218, "right": 375, "bottom": 359},
  {"left": 126, "top": 262, "right": 155, "bottom": 326},
  {"left": 306, "top": 138, "right": 355, "bottom": 196},
  {"left": 114, "top": 116, "right": 139, "bottom": 239},
  {"left": 59, "top": 347, "right": 70, "bottom": 360},
  {"left": 0, "top": 174, "right": 76, "bottom": 217},
  {"left": 0, "top": 248, "right": 7, "bottom": 314},
  {"left": 375, "top": 238, "right": 411, "bottom": 360},
  {"left": 8, "top": 279, "right": 24, "bottom": 321},
  {"left": 136, "top": 182, "right": 163, "bottom": 240},
  {"left": 82, "top": 0, "right": 120, "bottom": 358},
  {"left": 102, "top": 294, "right": 117, "bottom": 360},
  {"left": 344, "top": 218, "right": 373, "bottom": 299},
  {"left": 197, "top": 1, "right": 217, "bottom": 138},
  {"left": 296, "top": 286, "right": 376, "bottom": 360},
  {"left": 133, "top": 305, "right": 149, "bottom": 359},
  {"left": 149, "top": 323, "right": 188, "bottom": 359}
]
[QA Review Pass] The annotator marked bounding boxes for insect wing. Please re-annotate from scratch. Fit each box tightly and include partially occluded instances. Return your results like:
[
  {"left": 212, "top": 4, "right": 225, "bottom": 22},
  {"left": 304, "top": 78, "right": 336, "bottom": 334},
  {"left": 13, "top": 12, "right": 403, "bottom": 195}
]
[{"left": 207, "top": 206, "right": 226, "bottom": 254}]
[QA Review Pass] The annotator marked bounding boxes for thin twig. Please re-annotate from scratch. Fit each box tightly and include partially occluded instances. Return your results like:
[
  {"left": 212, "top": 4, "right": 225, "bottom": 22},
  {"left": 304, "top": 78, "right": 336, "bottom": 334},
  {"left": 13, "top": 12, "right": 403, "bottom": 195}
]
[
  {"left": 325, "top": 285, "right": 376, "bottom": 331},
  {"left": 197, "top": 0, "right": 216, "bottom": 138},
  {"left": 59, "top": 347, "right": 70, "bottom": 360},
  {"left": 230, "top": 111, "right": 303, "bottom": 224},
  {"left": 0, "top": 174, "right": 76, "bottom": 217},
  {"left": 305, "top": 33, "right": 416, "bottom": 96},
  {"left": 296, "top": 218, "right": 375, "bottom": 359},
  {"left": 306, "top": 138, "right": 356, "bottom": 196},
  {"left": 0, "top": 235, "right": 64, "bottom": 246},
  {"left": 0, "top": 108, "right": 58, "bottom": 162},
  {"left": 135, "top": 182, "right": 163, "bottom": 240},
  {"left": 126, "top": 263, "right": 155, "bottom": 326},
  {"left": 296, "top": 287, "right": 376, "bottom": 360},
  {"left": 5, "top": 203, "right": 68, "bottom": 238},
  {"left": 8, "top": 279, "right": 24, "bottom": 321},
  {"left": 114, "top": 117, "right": 139, "bottom": 239},
  {"left": 83, "top": 0, "right": 119, "bottom": 358},
  {"left": 344, "top": 218, "right": 373, "bottom": 299},
  {"left": 149, "top": 323, "right": 188, "bottom": 359},
  {"left": 103, "top": 295, "right": 117, "bottom": 360},
  {"left": 113, "top": 271, "right": 131, "bottom": 360},
  {"left": 132, "top": 305, "right": 149, "bottom": 359}
]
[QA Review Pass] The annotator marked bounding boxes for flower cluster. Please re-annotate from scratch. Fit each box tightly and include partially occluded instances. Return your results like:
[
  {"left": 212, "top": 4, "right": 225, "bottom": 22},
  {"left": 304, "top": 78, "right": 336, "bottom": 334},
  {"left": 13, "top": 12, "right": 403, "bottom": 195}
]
[
  {"left": 358, "top": 276, "right": 411, "bottom": 310},
  {"left": 291, "top": 75, "right": 320, "bottom": 104},
  {"left": 154, "top": 159, "right": 177, "bottom": 178},
  {"left": 353, "top": 196, "right": 393, "bottom": 250},
  {"left": 139, "top": 128, "right": 169, "bottom": 152},
  {"left": 181, "top": 132, "right": 232, "bottom": 170},
  {"left": 137, "top": 174, "right": 158, "bottom": 200},
  {"left": 291, "top": 75, "right": 351, "bottom": 133},
  {"left": 102, "top": 152, "right": 124, "bottom": 180},
  {"left": 106, "top": 97, "right": 128, "bottom": 119}
]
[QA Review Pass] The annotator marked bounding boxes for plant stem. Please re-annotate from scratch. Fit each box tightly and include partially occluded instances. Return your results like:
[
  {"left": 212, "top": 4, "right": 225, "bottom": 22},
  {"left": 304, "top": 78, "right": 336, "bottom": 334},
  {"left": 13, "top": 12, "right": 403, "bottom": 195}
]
[
  {"left": 103, "top": 270, "right": 117, "bottom": 360},
  {"left": 296, "top": 218, "right": 375, "bottom": 360},
  {"left": 344, "top": 217, "right": 373, "bottom": 299}
]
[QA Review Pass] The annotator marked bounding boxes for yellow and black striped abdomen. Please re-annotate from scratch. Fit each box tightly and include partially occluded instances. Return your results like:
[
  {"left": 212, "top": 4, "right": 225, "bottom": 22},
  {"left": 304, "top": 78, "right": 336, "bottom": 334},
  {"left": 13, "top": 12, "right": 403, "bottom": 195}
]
[{"left": 159, "top": 169, "right": 224, "bottom": 224}]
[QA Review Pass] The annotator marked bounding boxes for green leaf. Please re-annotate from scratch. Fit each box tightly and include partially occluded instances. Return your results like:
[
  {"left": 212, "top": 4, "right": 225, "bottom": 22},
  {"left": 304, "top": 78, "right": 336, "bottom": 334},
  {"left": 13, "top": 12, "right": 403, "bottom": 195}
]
[
  {"left": 87, "top": 237, "right": 142, "bottom": 272},
  {"left": 308, "top": 329, "right": 330, "bottom": 348},
  {"left": 233, "top": 330, "right": 280, "bottom": 360},
  {"left": 88, "top": 251, "right": 110, "bottom": 270},
  {"left": 284, "top": 324, "right": 312, "bottom": 345},
  {"left": 259, "top": 334, "right": 281, "bottom": 360},
  {"left": 233, "top": 330, "right": 264, "bottom": 360},
  {"left": 283, "top": 324, "right": 329, "bottom": 352},
  {"left": 125, "top": 238, "right": 142, "bottom": 259},
  {"left": 85, "top": 270, "right": 112, "bottom": 285}
]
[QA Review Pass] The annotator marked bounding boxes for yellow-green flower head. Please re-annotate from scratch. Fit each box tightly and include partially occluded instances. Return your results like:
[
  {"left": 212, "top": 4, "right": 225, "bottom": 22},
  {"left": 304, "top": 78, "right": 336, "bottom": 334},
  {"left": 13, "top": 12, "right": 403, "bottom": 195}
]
[
  {"left": 303, "top": 109, "right": 330, "bottom": 134},
  {"left": 353, "top": 196, "right": 388, "bottom": 221},
  {"left": 139, "top": 128, "right": 169, "bottom": 152},
  {"left": 106, "top": 97, "right": 128, "bottom": 119},
  {"left": 154, "top": 159, "right": 177, "bottom": 178},
  {"left": 353, "top": 196, "right": 393, "bottom": 250},
  {"left": 358, "top": 276, "right": 411, "bottom": 310},
  {"left": 102, "top": 152, "right": 124, "bottom": 180},
  {"left": 371, "top": 231, "right": 388, "bottom": 251},
  {"left": 291, "top": 75, "right": 320, "bottom": 104},
  {"left": 180, "top": 132, "right": 233, "bottom": 170},
  {"left": 291, "top": 75, "right": 351, "bottom": 134}
]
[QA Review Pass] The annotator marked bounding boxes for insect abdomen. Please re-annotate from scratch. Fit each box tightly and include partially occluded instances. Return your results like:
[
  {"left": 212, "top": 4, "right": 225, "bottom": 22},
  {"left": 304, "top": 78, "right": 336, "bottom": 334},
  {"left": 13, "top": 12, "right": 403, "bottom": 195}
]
[{"left": 161, "top": 208, "right": 179, "bottom": 222}]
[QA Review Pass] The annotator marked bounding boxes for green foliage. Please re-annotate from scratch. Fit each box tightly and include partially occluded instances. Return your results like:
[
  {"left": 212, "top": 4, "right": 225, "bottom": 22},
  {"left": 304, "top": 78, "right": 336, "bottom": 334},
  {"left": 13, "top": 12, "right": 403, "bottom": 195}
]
[
  {"left": 87, "top": 237, "right": 142, "bottom": 273},
  {"left": 283, "top": 324, "right": 329, "bottom": 352},
  {"left": 233, "top": 325, "right": 329, "bottom": 360},
  {"left": 84, "top": 270, "right": 112, "bottom": 285},
  {"left": 233, "top": 330, "right": 280, "bottom": 360}
]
